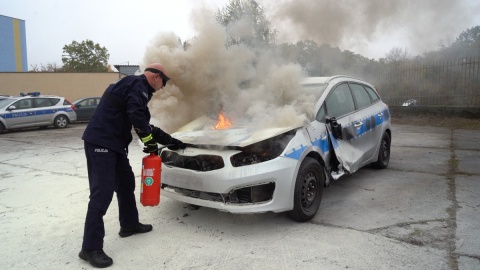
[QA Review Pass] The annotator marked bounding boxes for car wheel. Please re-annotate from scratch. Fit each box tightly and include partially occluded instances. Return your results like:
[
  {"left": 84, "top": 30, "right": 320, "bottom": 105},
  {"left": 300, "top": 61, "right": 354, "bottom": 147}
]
[
  {"left": 0, "top": 122, "right": 4, "bottom": 133},
  {"left": 372, "top": 132, "right": 390, "bottom": 169},
  {"left": 54, "top": 115, "right": 69, "bottom": 128},
  {"left": 288, "top": 157, "right": 324, "bottom": 222}
]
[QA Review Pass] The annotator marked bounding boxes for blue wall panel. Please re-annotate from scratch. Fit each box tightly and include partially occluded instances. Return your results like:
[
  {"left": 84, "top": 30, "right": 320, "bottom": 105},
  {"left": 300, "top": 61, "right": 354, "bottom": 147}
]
[{"left": 0, "top": 15, "right": 27, "bottom": 72}]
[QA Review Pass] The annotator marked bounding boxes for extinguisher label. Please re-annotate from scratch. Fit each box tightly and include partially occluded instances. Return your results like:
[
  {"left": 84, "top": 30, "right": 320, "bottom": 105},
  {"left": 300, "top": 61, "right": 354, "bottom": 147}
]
[
  {"left": 143, "top": 168, "right": 155, "bottom": 177},
  {"left": 144, "top": 177, "right": 154, "bottom": 186}
]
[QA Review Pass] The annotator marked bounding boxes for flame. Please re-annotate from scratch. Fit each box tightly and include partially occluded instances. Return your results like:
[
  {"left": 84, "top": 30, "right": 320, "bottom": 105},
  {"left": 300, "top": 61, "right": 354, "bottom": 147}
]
[{"left": 215, "top": 113, "right": 232, "bottom": 129}]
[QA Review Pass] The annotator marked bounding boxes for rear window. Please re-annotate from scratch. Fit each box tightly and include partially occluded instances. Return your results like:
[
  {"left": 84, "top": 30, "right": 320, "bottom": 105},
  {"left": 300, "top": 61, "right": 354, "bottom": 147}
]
[
  {"left": 364, "top": 85, "right": 380, "bottom": 102},
  {"left": 35, "top": 98, "right": 59, "bottom": 107},
  {"left": 350, "top": 83, "right": 372, "bottom": 109}
]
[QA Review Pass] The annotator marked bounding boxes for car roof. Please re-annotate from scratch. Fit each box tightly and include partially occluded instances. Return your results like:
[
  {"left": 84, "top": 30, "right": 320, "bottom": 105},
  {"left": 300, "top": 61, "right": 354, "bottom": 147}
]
[
  {"left": 10, "top": 94, "right": 63, "bottom": 99},
  {"left": 301, "top": 75, "right": 364, "bottom": 85}
]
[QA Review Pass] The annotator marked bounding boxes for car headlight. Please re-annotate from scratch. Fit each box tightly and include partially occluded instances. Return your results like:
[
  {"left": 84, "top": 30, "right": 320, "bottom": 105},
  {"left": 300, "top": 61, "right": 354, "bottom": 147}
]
[{"left": 230, "top": 130, "right": 296, "bottom": 167}]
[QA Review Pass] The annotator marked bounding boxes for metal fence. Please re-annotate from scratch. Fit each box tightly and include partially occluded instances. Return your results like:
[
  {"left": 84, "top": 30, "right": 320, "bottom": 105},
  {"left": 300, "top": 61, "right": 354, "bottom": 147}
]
[{"left": 372, "top": 56, "right": 480, "bottom": 107}]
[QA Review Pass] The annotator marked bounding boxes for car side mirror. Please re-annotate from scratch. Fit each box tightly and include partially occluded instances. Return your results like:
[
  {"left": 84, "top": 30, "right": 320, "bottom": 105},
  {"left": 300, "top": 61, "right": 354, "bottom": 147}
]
[
  {"left": 76, "top": 104, "right": 82, "bottom": 108},
  {"left": 7, "top": 105, "right": 16, "bottom": 111},
  {"left": 326, "top": 116, "right": 343, "bottom": 140}
]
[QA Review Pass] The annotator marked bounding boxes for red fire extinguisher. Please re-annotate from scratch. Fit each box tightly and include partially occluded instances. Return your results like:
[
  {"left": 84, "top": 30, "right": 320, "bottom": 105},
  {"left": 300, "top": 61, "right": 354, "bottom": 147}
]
[{"left": 140, "top": 152, "right": 162, "bottom": 206}]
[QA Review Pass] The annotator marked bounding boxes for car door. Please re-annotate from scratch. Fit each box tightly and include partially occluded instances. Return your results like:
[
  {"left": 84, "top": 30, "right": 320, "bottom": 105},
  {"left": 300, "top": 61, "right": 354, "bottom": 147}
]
[
  {"left": 75, "top": 98, "right": 97, "bottom": 121},
  {"left": 346, "top": 83, "right": 384, "bottom": 166},
  {"left": 322, "top": 82, "right": 389, "bottom": 173},
  {"left": 5, "top": 99, "right": 36, "bottom": 128},
  {"left": 33, "top": 98, "right": 58, "bottom": 125}
]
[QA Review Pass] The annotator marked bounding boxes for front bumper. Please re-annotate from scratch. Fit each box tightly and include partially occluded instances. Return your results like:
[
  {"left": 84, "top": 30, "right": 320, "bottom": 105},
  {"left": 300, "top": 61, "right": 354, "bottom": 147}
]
[{"left": 161, "top": 151, "right": 299, "bottom": 214}]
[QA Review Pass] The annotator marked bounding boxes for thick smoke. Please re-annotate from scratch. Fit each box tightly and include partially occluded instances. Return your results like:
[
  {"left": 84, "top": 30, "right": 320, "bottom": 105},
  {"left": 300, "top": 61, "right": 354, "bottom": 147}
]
[
  {"left": 142, "top": 7, "right": 313, "bottom": 133},
  {"left": 267, "top": 0, "right": 479, "bottom": 57}
]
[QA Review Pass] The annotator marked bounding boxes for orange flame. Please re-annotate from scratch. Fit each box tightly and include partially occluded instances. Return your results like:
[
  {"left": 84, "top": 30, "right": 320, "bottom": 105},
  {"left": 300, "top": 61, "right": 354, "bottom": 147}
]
[{"left": 215, "top": 113, "right": 232, "bottom": 129}]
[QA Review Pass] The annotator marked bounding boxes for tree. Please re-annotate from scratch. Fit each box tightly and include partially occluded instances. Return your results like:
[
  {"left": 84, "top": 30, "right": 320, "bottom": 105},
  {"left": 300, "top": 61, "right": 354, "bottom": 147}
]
[
  {"left": 448, "top": 25, "right": 480, "bottom": 57},
  {"left": 453, "top": 26, "right": 480, "bottom": 47},
  {"left": 62, "top": 39, "right": 110, "bottom": 72},
  {"left": 382, "top": 46, "right": 411, "bottom": 64},
  {"left": 30, "top": 62, "right": 62, "bottom": 72},
  {"left": 215, "top": 0, "right": 276, "bottom": 48}
]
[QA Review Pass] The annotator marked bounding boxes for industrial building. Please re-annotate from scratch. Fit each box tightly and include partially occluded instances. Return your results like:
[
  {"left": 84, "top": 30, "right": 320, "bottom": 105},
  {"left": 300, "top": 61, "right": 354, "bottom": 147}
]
[{"left": 0, "top": 15, "right": 27, "bottom": 72}]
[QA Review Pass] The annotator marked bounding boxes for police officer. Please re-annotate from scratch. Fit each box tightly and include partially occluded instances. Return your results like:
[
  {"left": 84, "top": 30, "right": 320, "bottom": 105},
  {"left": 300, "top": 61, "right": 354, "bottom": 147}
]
[{"left": 79, "top": 63, "right": 186, "bottom": 268}]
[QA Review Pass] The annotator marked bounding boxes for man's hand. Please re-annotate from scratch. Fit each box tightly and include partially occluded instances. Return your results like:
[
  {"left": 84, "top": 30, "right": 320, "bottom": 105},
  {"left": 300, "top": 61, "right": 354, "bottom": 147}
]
[
  {"left": 143, "top": 143, "right": 159, "bottom": 154},
  {"left": 168, "top": 138, "right": 186, "bottom": 151},
  {"left": 141, "top": 133, "right": 159, "bottom": 154}
]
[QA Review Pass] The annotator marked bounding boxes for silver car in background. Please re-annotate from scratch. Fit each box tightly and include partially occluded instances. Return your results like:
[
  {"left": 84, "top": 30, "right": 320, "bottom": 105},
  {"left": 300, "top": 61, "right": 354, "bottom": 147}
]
[
  {"left": 0, "top": 92, "right": 77, "bottom": 133},
  {"left": 160, "top": 76, "right": 391, "bottom": 221}
]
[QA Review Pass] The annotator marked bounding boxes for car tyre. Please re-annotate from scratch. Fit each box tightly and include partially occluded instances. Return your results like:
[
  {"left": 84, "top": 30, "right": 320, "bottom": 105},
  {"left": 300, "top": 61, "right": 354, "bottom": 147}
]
[
  {"left": 0, "top": 122, "right": 4, "bottom": 133},
  {"left": 372, "top": 132, "right": 390, "bottom": 169},
  {"left": 288, "top": 157, "right": 324, "bottom": 222},
  {"left": 54, "top": 115, "right": 69, "bottom": 128}
]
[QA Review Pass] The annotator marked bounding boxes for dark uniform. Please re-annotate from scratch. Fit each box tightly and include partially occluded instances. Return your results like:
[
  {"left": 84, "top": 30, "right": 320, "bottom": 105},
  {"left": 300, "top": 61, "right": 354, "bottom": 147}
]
[{"left": 81, "top": 74, "right": 173, "bottom": 251}]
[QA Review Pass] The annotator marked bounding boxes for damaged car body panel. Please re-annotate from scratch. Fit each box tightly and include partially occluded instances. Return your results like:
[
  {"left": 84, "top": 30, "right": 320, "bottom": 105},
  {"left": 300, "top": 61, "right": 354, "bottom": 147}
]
[
  {"left": 173, "top": 115, "right": 302, "bottom": 147},
  {"left": 161, "top": 76, "right": 391, "bottom": 222}
]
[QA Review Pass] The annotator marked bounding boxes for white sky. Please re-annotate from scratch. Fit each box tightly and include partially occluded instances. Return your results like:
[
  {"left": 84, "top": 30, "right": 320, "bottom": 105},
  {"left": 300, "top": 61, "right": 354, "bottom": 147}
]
[
  {"left": 2, "top": 0, "right": 480, "bottom": 69},
  {"left": 1, "top": 0, "right": 229, "bottom": 68}
]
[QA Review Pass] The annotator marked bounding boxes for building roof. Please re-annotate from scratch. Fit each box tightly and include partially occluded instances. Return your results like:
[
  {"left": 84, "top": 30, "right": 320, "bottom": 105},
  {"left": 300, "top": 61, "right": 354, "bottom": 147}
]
[{"left": 114, "top": 65, "right": 140, "bottom": 76}]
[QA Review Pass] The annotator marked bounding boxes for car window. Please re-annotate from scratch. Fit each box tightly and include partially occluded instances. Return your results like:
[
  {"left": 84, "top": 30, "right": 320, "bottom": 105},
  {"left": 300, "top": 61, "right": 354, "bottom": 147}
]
[
  {"left": 0, "top": 98, "right": 15, "bottom": 109},
  {"left": 87, "top": 99, "right": 96, "bottom": 106},
  {"left": 50, "top": 98, "right": 60, "bottom": 105},
  {"left": 302, "top": 83, "right": 328, "bottom": 101},
  {"left": 34, "top": 98, "right": 57, "bottom": 108},
  {"left": 350, "top": 83, "right": 372, "bottom": 109},
  {"left": 77, "top": 99, "right": 89, "bottom": 107},
  {"left": 325, "top": 83, "right": 355, "bottom": 118},
  {"left": 13, "top": 99, "right": 33, "bottom": 109},
  {"left": 364, "top": 85, "right": 380, "bottom": 102},
  {"left": 315, "top": 105, "right": 326, "bottom": 122}
]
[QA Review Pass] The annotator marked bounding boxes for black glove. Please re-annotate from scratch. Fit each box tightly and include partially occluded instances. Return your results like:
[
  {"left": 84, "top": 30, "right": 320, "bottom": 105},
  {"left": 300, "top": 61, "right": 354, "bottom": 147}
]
[
  {"left": 150, "top": 125, "right": 173, "bottom": 145},
  {"left": 168, "top": 138, "right": 186, "bottom": 150},
  {"left": 140, "top": 133, "right": 159, "bottom": 154}
]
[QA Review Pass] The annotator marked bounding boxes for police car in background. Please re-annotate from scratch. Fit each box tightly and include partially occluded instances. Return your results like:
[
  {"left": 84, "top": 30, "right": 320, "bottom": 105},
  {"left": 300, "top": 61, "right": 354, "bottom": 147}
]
[{"left": 0, "top": 92, "right": 77, "bottom": 133}]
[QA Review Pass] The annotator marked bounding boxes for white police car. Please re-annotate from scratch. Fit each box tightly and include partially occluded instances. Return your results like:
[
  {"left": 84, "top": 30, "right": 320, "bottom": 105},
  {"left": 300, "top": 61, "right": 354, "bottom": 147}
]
[
  {"left": 0, "top": 92, "right": 77, "bottom": 133},
  {"left": 160, "top": 76, "right": 391, "bottom": 222}
]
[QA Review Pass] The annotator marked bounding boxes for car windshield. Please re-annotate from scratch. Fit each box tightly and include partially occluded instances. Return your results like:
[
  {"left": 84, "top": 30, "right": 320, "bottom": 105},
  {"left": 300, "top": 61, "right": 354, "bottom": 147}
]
[
  {"left": 301, "top": 83, "right": 328, "bottom": 100},
  {"left": 0, "top": 98, "right": 15, "bottom": 109}
]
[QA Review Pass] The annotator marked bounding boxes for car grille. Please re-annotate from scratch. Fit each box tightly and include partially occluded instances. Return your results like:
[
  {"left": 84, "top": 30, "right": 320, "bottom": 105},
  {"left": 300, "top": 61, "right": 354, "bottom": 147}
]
[
  {"left": 161, "top": 152, "right": 224, "bottom": 171},
  {"left": 162, "top": 182, "right": 275, "bottom": 204}
]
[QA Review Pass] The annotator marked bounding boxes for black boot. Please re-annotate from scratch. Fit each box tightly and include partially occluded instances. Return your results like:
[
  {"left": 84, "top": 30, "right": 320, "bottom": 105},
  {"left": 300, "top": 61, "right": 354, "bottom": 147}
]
[
  {"left": 79, "top": 249, "right": 113, "bottom": 268},
  {"left": 119, "top": 222, "right": 153, "bottom": 238}
]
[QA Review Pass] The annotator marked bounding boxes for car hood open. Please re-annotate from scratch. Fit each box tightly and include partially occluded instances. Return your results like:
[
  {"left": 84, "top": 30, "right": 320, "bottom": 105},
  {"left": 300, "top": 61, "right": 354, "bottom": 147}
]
[{"left": 171, "top": 115, "right": 300, "bottom": 147}]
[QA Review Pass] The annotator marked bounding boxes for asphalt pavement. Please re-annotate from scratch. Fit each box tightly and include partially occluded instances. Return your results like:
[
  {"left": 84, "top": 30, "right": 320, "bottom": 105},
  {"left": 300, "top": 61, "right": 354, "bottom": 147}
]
[{"left": 0, "top": 123, "right": 479, "bottom": 270}]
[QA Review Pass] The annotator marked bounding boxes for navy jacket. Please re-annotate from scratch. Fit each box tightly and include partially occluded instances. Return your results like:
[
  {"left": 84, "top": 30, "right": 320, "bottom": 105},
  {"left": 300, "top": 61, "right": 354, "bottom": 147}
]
[{"left": 82, "top": 74, "right": 154, "bottom": 154}]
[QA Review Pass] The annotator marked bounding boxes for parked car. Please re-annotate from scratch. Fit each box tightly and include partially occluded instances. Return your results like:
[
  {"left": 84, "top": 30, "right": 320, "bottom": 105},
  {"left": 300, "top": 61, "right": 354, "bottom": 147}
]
[
  {"left": 0, "top": 92, "right": 77, "bottom": 133},
  {"left": 72, "top": 97, "right": 101, "bottom": 122},
  {"left": 159, "top": 76, "right": 392, "bottom": 222},
  {"left": 402, "top": 99, "right": 418, "bottom": 106}
]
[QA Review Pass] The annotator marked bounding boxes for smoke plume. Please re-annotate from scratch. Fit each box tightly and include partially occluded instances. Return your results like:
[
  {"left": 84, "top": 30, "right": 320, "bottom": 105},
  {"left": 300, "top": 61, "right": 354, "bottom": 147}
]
[
  {"left": 142, "top": 7, "right": 313, "bottom": 133},
  {"left": 267, "top": 0, "right": 479, "bottom": 57},
  {"left": 141, "top": 0, "right": 479, "bottom": 133}
]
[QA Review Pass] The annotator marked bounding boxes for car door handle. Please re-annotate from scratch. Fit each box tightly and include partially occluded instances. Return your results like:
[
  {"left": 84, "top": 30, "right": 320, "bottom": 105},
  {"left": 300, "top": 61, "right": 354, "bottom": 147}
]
[{"left": 354, "top": 121, "right": 363, "bottom": 128}]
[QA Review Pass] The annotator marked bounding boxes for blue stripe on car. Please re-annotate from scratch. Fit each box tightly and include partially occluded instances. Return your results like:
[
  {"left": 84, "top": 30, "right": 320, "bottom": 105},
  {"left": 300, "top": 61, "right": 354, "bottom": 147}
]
[
  {"left": 284, "top": 108, "right": 391, "bottom": 159},
  {"left": 0, "top": 108, "right": 72, "bottom": 119}
]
